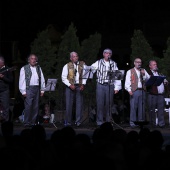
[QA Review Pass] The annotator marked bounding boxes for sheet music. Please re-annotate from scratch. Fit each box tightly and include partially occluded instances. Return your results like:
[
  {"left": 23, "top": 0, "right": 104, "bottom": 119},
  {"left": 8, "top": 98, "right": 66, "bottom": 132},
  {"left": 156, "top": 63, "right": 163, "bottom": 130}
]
[
  {"left": 115, "top": 70, "right": 125, "bottom": 80},
  {"left": 82, "top": 66, "right": 94, "bottom": 79},
  {"left": 145, "top": 76, "right": 166, "bottom": 86},
  {"left": 106, "top": 70, "right": 125, "bottom": 80},
  {"left": 44, "top": 79, "right": 57, "bottom": 91}
]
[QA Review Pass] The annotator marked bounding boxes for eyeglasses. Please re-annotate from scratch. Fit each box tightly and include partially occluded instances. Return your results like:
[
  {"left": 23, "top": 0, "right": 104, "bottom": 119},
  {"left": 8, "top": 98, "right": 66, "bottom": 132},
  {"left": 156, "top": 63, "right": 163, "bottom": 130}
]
[{"left": 135, "top": 61, "right": 142, "bottom": 63}]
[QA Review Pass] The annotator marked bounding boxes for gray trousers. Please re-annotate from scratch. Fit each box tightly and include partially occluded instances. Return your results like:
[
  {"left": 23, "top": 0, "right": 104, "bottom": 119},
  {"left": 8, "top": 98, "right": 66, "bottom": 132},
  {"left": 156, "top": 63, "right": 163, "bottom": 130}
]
[
  {"left": 24, "top": 86, "right": 40, "bottom": 125},
  {"left": 148, "top": 94, "right": 165, "bottom": 126},
  {"left": 96, "top": 82, "right": 114, "bottom": 125},
  {"left": 65, "top": 86, "right": 83, "bottom": 124},
  {"left": 130, "top": 90, "right": 146, "bottom": 126},
  {"left": 0, "top": 89, "right": 10, "bottom": 121}
]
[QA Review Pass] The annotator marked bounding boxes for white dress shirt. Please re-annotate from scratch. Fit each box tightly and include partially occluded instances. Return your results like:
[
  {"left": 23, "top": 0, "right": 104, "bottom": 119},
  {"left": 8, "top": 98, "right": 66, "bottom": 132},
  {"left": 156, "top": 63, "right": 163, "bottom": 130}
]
[
  {"left": 125, "top": 67, "right": 150, "bottom": 92},
  {"left": 152, "top": 71, "right": 165, "bottom": 94},
  {"left": 61, "top": 62, "right": 87, "bottom": 87},
  {"left": 19, "top": 65, "right": 45, "bottom": 95}
]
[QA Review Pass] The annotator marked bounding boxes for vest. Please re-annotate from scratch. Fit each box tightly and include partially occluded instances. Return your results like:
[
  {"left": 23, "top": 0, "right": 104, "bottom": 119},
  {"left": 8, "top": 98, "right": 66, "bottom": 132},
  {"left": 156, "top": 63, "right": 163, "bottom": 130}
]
[
  {"left": 24, "top": 64, "right": 40, "bottom": 89},
  {"left": 147, "top": 70, "right": 159, "bottom": 94},
  {"left": 67, "top": 61, "right": 85, "bottom": 85},
  {"left": 130, "top": 68, "right": 146, "bottom": 92}
]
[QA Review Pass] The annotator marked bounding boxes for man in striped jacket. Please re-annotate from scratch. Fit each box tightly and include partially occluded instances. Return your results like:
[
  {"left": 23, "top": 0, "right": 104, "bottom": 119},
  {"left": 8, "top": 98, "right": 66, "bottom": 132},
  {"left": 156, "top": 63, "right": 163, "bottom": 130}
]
[{"left": 91, "top": 48, "right": 122, "bottom": 126}]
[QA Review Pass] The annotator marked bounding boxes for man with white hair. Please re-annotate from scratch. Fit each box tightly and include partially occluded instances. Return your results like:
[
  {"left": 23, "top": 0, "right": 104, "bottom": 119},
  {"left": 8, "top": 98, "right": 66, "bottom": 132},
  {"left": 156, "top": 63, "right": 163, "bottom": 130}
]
[
  {"left": 61, "top": 51, "right": 87, "bottom": 127},
  {"left": 19, "top": 54, "right": 45, "bottom": 127},
  {"left": 91, "top": 48, "right": 122, "bottom": 126}
]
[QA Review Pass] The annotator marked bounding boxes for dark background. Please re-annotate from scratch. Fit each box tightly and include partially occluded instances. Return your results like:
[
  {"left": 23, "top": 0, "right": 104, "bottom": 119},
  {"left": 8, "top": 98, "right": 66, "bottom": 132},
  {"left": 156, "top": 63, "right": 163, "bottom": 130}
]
[{"left": 1, "top": 0, "right": 170, "bottom": 65}]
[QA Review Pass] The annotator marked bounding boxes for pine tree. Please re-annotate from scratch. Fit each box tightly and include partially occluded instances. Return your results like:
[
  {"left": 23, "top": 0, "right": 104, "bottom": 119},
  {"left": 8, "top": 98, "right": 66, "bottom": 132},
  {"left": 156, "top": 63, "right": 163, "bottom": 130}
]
[
  {"left": 31, "top": 29, "right": 57, "bottom": 78},
  {"left": 30, "top": 29, "right": 58, "bottom": 107},
  {"left": 80, "top": 33, "right": 102, "bottom": 108},
  {"left": 162, "top": 37, "right": 170, "bottom": 80},
  {"left": 130, "top": 29, "right": 155, "bottom": 68}
]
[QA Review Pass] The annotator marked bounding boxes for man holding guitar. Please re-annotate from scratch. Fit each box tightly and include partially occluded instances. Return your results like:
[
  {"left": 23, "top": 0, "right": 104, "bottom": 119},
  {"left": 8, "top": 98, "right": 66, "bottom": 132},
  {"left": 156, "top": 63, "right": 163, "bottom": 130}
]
[{"left": 0, "top": 56, "right": 13, "bottom": 122}]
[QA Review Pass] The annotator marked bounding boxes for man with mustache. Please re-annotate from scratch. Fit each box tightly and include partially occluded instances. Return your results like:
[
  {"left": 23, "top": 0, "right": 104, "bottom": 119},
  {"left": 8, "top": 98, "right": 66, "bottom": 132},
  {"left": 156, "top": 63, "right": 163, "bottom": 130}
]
[{"left": 147, "top": 60, "right": 168, "bottom": 128}]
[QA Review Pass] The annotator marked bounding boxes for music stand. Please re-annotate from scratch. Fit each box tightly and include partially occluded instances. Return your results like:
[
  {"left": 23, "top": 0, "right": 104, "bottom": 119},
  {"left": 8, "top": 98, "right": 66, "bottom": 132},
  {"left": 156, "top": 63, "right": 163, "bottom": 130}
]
[
  {"left": 106, "top": 70, "right": 125, "bottom": 129},
  {"left": 80, "top": 66, "right": 96, "bottom": 125},
  {"left": 145, "top": 76, "right": 166, "bottom": 87},
  {"left": 44, "top": 79, "right": 57, "bottom": 127},
  {"left": 82, "top": 66, "right": 94, "bottom": 79},
  {"left": 44, "top": 79, "right": 57, "bottom": 92}
]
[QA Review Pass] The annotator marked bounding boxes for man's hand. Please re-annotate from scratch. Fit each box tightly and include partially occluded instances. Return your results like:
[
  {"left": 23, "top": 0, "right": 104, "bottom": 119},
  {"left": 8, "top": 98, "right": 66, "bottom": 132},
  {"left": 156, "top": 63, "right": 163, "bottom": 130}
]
[
  {"left": 140, "top": 69, "right": 145, "bottom": 76},
  {"left": 69, "top": 84, "right": 76, "bottom": 90},
  {"left": 128, "top": 91, "right": 133, "bottom": 96},
  {"left": 79, "top": 84, "right": 85, "bottom": 91},
  {"left": 0, "top": 74, "right": 4, "bottom": 78},
  {"left": 22, "top": 94, "right": 27, "bottom": 98},
  {"left": 114, "top": 90, "right": 119, "bottom": 94}
]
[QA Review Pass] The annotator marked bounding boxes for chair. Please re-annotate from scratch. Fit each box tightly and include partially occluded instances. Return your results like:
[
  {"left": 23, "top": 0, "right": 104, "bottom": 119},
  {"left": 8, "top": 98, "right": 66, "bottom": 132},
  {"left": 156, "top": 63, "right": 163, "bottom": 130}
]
[{"left": 165, "top": 98, "right": 170, "bottom": 125}]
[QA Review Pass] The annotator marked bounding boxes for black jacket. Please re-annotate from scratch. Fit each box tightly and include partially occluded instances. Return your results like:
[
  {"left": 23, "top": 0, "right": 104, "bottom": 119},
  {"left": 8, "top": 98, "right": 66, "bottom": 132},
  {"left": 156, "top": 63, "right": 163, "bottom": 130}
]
[{"left": 0, "top": 66, "right": 13, "bottom": 92}]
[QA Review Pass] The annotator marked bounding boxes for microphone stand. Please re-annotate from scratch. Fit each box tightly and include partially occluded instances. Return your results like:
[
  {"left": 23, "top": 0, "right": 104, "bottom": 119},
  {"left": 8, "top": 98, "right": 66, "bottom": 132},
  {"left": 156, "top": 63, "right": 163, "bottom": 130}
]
[
  {"left": 108, "top": 58, "right": 123, "bottom": 129},
  {"left": 134, "top": 68, "right": 148, "bottom": 129},
  {"left": 37, "top": 63, "right": 41, "bottom": 124},
  {"left": 140, "top": 69, "right": 144, "bottom": 120}
]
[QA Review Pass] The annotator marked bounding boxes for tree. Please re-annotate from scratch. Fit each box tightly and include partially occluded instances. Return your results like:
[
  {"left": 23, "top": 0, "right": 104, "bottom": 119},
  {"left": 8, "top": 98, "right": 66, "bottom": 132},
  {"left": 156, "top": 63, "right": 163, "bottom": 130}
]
[
  {"left": 80, "top": 33, "right": 102, "bottom": 110},
  {"left": 130, "top": 29, "right": 155, "bottom": 68},
  {"left": 162, "top": 37, "right": 170, "bottom": 80},
  {"left": 30, "top": 29, "right": 58, "bottom": 107}
]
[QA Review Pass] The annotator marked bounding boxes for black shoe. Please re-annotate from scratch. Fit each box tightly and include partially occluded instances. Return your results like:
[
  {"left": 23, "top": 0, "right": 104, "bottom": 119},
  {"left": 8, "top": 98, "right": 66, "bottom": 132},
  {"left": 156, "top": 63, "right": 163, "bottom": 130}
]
[
  {"left": 75, "top": 122, "right": 81, "bottom": 127},
  {"left": 24, "top": 123, "right": 31, "bottom": 128},
  {"left": 24, "top": 123, "right": 34, "bottom": 128},
  {"left": 130, "top": 125, "right": 139, "bottom": 129},
  {"left": 158, "top": 125, "right": 165, "bottom": 128},
  {"left": 64, "top": 122, "right": 71, "bottom": 126}
]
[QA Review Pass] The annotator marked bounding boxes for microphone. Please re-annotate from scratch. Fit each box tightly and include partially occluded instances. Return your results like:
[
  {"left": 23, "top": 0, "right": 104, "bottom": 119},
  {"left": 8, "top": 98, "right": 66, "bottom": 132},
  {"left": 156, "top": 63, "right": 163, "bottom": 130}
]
[
  {"left": 75, "top": 68, "right": 77, "bottom": 76},
  {"left": 74, "top": 62, "right": 78, "bottom": 76},
  {"left": 154, "top": 67, "right": 158, "bottom": 71},
  {"left": 138, "top": 65, "right": 142, "bottom": 70}
]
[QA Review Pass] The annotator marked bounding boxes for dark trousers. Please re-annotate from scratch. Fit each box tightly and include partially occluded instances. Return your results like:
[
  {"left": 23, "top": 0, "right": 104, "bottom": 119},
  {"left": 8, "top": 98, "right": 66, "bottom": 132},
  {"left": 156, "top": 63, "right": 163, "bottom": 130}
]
[
  {"left": 0, "top": 89, "right": 10, "bottom": 121},
  {"left": 148, "top": 94, "right": 165, "bottom": 126}
]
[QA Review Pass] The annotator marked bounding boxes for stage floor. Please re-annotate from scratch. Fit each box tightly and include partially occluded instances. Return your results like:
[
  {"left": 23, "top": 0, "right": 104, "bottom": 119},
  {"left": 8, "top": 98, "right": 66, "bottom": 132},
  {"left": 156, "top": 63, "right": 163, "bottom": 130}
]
[
  {"left": 0, "top": 121, "right": 170, "bottom": 151},
  {"left": 5, "top": 121, "right": 170, "bottom": 140},
  {"left": 8, "top": 121, "right": 170, "bottom": 149}
]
